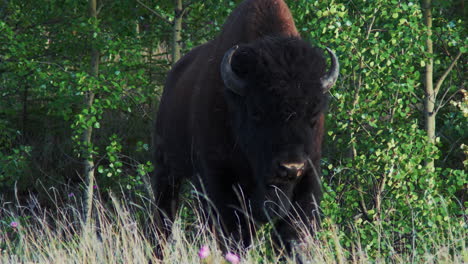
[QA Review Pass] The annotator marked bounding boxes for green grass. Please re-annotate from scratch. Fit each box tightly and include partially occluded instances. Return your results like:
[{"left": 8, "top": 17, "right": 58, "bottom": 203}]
[{"left": 1, "top": 192, "right": 466, "bottom": 264}]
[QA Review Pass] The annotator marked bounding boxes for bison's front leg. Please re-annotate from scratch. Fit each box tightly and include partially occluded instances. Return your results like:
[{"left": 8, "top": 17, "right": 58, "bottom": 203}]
[
  {"left": 196, "top": 169, "right": 255, "bottom": 253},
  {"left": 151, "top": 155, "right": 184, "bottom": 258},
  {"left": 272, "top": 170, "right": 322, "bottom": 255}
]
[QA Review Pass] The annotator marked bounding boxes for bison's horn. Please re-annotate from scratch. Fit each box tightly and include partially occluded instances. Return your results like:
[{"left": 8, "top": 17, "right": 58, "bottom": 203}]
[
  {"left": 221, "top": 45, "right": 246, "bottom": 96},
  {"left": 321, "top": 47, "right": 339, "bottom": 93}
]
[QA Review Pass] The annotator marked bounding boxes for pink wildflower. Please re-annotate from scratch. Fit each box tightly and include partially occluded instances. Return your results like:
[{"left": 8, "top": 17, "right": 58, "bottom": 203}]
[
  {"left": 10, "top": 221, "right": 18, "bottom": 228},
  {"left": 225, "top": 252, "right": 240, "bottom": 264},
  {"left": 68, "top": 192, "right": 75, "bottom": 198},
  {"left": 198, "top": 245, "right": 210, "bottom": 259}
]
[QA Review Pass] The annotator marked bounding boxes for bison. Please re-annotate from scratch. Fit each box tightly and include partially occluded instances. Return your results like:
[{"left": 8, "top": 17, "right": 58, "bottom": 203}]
[{"left": 152, "top": 0, "right": 339, "bottom": 254}]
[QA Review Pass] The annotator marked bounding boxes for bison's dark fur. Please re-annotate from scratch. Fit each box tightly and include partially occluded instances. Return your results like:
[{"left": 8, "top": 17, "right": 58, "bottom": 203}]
[{"left": 152, "top": 0, "right": 338, "bottom": 253}]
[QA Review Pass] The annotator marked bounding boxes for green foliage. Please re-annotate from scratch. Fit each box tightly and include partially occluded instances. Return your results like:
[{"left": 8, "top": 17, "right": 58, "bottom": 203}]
[
  {"left": 0, "top": 146, "right": 32, "bottom": 192},
  {"left": 97, "top": 135, "right": 124, "bottom": 184},
  {"left": 1, "top": 0, "right": 157, "bottom": 198},
  {"left": 287, "top": 0, "right": 466, "bottom": 258}
]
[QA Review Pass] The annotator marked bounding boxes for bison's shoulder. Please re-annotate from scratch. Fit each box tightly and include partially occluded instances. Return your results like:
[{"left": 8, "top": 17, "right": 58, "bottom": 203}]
[{"left": 164, "top": 41, "right": 214, "bottom": 93}]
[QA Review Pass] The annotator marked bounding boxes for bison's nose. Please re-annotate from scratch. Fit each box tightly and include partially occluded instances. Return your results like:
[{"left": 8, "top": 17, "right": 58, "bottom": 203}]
[{"left": 277, "top": 161, "right": 306, "bottom": 180}]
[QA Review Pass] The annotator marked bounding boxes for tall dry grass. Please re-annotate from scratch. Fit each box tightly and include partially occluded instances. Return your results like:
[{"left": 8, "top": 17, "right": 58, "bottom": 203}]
[{"left": 1, "top": 191, "right": 466, "bottom": 264}]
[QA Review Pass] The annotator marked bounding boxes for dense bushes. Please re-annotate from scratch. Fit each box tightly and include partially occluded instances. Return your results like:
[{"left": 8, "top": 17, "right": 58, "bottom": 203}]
[{"left": 287, "top": 0, "right": 466, "bottom": 255}]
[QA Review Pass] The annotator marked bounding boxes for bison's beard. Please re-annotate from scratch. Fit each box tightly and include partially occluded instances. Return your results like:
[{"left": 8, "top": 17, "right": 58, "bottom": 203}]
[{"left": 250, "top": 184, "right": 295, "bottom": 223}]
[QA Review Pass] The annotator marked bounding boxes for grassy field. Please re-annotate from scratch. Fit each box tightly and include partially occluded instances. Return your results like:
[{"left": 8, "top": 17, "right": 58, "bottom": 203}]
[{"left": 1, "top": 191, "right": 466, "bottom": 264}]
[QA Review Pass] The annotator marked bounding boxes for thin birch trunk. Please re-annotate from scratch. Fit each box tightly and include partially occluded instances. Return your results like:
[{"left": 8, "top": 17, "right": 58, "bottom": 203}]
[
  {"left": 421, "top": 0, "right": 462, "bottom": 170},
  {"left": 422, "top": 0, "right": 435, "bottom": 170},
  {"left": 171, "top": 0, "right": 183, "bottom": 65},
  {"left": 84, "top": 0, "right": 99, "bottom": 225}
]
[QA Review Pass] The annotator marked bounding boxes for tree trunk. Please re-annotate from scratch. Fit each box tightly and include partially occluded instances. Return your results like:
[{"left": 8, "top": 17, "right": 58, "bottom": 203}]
[
  {"left": 84, "top": 0, "right": 99, "bottom": 225},
  {"left": 422, "top": 0, "right": 435, "bottom": 170},
  {"left": 171, "top": 0, "right": 183, "bottom": 65}
]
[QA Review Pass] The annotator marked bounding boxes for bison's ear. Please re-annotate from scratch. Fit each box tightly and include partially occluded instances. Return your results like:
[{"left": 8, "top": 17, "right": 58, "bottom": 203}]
[
  {"left": 321, "top": 47, "right": 339, "bottom": 93},
  {"left": 221, "top": 45, "right": 247, "bottom": 96}
]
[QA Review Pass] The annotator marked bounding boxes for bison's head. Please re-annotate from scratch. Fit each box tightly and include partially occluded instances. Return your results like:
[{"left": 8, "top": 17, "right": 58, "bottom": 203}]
[{"left": 220, "top": 36, "right": 338, "bottom": 222}]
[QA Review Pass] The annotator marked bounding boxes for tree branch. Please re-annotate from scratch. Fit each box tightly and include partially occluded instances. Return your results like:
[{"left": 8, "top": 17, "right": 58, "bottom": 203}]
[
  {"left": 434, "top": 51, "right": 463, "bottom": 96},
  {"left": 365, "top": 12, "right": 376, "bottom": 40},
  {"left": 181, "top": 0, "right": 194, "bottom": 16},
  {"left": 435, "top": 85, "right": 466, "bottom": 114},
  {"left": 136, "top": 0, "right": 172, "bottom": 25},
  {"left": 97, "top": 3, "right": 104, "bottom": 15}
]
